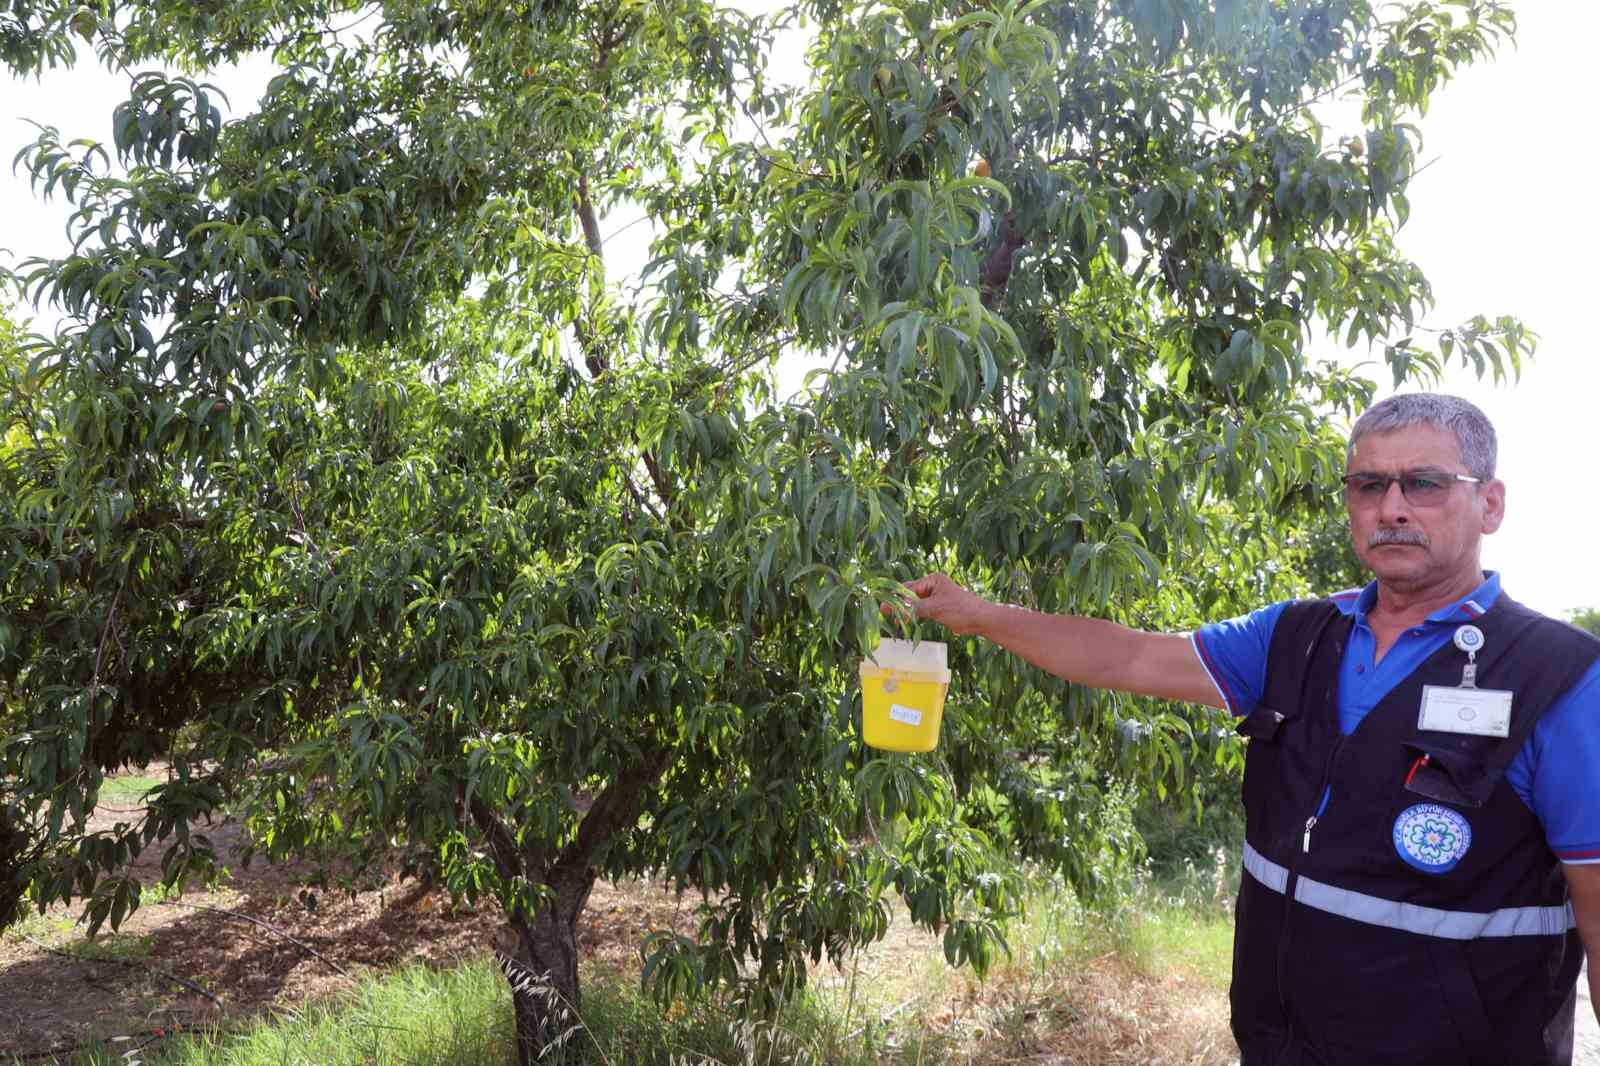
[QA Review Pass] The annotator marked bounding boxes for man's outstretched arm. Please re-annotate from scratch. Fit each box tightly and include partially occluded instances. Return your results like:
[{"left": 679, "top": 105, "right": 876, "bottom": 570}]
[{"left": 900, "top": 573, "right": 1228, "bottom": 709}]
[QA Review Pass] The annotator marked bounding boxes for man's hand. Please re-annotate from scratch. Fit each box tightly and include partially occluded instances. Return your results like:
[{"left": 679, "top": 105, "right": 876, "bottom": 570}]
[
  {"left": 897, "top": 573, "right": 993, "bottom": 635},
  {"left": 889, "top": 572, "right": 1227, "bottom": 709}
]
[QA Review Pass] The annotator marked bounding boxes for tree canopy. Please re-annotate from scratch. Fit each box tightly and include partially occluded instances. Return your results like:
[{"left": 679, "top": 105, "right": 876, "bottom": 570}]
[
  {"left": 1569, "top": 609, "right": 1600, "bottom": 639},
  {"left": 0, "top": 0, "right": 1532, "bottom": 1059}
]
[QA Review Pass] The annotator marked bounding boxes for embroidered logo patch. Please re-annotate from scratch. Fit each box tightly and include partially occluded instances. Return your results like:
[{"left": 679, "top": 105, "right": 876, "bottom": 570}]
[{"left": 1393, "top": 803, "right": 1472, "bottom": 874}]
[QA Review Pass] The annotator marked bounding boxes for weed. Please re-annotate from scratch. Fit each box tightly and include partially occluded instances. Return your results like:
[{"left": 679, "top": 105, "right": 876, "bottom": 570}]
[
  {"left": 70, "top": 929, "right": 156, "bottom": 962},
  {"left": 6, "top": 908, "right": 74, "bottom": 941},
  {"left": 99, "top": 774, "right": 162, "bottom": 806}
]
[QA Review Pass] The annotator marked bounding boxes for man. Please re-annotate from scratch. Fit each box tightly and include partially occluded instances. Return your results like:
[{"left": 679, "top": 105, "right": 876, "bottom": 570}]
[{"left": 902, "top": 393, "right": 1600, "bottom": 1065}]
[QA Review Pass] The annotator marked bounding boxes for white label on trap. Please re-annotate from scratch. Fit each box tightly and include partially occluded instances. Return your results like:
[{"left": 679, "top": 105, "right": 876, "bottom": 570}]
[{"left": 888, "top": 704, "right": 923, "bottom": 726}]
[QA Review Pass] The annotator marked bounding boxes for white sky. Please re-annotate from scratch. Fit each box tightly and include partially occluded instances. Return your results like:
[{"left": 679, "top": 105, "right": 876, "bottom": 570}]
[
  {"left": 2, "top": 1, "right": 1595, "bottom": 614},
  {"left": 1350, "top": 0, "right": 1600, "bottom": 616}
]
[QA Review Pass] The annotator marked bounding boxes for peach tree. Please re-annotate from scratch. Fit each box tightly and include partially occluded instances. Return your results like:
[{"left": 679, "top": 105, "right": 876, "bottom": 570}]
[{"left": 0, "top": 0, "right": 1531, "bottom": 1059}]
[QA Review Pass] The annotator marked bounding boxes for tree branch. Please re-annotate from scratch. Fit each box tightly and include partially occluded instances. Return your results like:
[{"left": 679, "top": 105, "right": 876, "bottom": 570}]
[
  {"left": 467, "top": 790, "right": 538, "bottom": 883},
  {"left": 90, "top": 581, "right": 126, "bottom": 701},
  {"left": 555, "top": 747, "right": 671, "bottom": 877},
  {"left": 571, "top": 168, "right": 685, "bottom": 527},
  {"left": 576, "top": 173, "right": 605, "bottom": 262},
  {"left": 980, "top": 211, "right": 1026, "bottom": 309}
]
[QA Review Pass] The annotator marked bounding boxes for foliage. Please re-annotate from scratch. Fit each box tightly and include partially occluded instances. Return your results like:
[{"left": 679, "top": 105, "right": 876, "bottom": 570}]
[
  {"left": 1568, "top": 607, "right": 1600, "bottom": 639},
  {"left": 0, "top": 0, "right": 1532, "bottom": 1057},
  {"left": 0, "top": 301, "right": 43, "bottom": 929}
]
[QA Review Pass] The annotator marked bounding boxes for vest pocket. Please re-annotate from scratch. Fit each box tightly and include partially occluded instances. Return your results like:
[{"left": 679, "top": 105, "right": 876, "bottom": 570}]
[
  {"left": 1238, "top": 705, "right": 1294, "bottom": 825},
  {"left": 1236, "top": 704, "right": 1291, "bottom": 742},
  {"left": 1401, "top": 742, "right": 1493, "bottom": 809}
]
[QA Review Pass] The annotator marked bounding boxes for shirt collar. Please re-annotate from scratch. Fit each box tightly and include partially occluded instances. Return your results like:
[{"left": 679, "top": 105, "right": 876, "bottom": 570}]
[{"left": 1332, "top": 572, "right": 1502, "bottom": 624}]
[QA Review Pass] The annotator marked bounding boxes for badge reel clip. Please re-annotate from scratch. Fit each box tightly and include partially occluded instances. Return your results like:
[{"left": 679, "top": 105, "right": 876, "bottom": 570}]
[{"left": 1454, "top": 624, "right": 1483, "bottom": 689}]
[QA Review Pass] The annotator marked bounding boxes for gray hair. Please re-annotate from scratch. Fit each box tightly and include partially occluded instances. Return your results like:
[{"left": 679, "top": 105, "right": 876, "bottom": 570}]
[{"left": 1347, "top": 393, "right": 1497, "bottom": 478}]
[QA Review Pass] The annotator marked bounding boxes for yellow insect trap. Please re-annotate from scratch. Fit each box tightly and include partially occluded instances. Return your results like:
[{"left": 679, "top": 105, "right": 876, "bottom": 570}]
[{"left": 859, "top": 638, "right": 950, "bottom": 752}]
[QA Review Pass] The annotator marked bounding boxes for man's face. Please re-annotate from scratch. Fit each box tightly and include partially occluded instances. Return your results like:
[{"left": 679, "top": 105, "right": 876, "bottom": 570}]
[{"left": 1344, "top": 424, "right": 1505, "bottom": 594}]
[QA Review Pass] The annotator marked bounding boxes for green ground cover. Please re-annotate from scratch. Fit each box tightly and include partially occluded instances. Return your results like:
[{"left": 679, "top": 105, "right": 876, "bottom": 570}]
[{"left": 38, "top": 855, "right": 1239, "bottom": 1066}]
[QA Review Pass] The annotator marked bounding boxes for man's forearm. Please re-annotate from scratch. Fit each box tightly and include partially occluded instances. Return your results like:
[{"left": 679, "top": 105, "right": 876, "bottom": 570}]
[
  {"left": 969, "top": 600, "right": 1224, "bottom": 708},
  {"left": 898, "top": 573, "right": 1226, "bottom": 709},
  {"left": 1561, "top": 863, "right": 1600, "bottom": 1026},
  {"left": 1590, "top": 955, "right": 1598, "bottom": 1027}
]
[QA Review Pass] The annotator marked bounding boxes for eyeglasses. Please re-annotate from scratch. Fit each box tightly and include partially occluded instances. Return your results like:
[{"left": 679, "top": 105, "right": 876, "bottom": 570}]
[{"left": 1340, "top": 470, "right": 1482, "bottom": 507}]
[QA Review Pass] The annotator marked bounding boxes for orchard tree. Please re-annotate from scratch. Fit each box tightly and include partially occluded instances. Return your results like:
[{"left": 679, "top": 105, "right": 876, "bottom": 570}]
[
  {"left": 1569, "top": 609, "right": 1600, "bottom": 639},
  {"left": 0, "top": 0, "right": 1533, "bottom": 1060},
  {"left": 0, "top": 302, "right": 43, "bottom": 928}
]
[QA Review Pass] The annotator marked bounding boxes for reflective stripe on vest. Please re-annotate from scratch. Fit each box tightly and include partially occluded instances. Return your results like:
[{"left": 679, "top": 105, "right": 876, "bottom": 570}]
[{"left": 1242, "top": 841, "right": 1575, "bottom": 939}]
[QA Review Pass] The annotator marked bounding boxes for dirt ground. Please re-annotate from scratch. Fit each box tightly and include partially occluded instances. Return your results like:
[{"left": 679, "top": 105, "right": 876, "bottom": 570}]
[
  {"left": 0, "top": 806, "right": 713, "bottom": 1061},
  {"left": 0, "top": 787, "right": 1236, "bottom": 1065}
]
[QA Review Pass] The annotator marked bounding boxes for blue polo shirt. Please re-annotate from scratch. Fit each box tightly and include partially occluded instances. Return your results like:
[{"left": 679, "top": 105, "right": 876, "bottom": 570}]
[{"left": 1191, "top": 573, "right": 1600, "bottom": 866}]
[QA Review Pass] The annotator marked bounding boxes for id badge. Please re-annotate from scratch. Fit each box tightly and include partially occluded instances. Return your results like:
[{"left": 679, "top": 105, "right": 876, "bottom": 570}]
[{"left": 1417, "top": 685, "right": 1512, "bottom": 738}]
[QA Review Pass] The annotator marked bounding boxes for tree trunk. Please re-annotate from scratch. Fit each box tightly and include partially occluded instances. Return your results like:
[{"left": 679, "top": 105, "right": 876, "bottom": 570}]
[
  {"left": 477, "top": 748, "right": 670, "bottom": 1064},
  {"left": 0, "top": 800, "right": 34, "bottom": 929},
  {"left": 496, "top": 864, "right": 595, "bottom": 1066}
]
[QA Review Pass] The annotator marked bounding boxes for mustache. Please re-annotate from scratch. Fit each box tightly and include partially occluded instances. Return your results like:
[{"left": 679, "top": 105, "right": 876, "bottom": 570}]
[{"left": 1368, "top": 528, "right": 1429, "bottom": 548}]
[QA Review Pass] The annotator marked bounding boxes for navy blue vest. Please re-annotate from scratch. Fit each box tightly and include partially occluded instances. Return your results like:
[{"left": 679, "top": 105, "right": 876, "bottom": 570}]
[{"left": 1230, "top": 594, "right": 1599, "bottom": 1066}]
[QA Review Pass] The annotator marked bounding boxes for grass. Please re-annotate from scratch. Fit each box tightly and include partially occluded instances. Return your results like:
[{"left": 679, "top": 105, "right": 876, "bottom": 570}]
[
  {"left": 1116, "top": 840, "right": 1239, "bottom": 990},
  {"left": 4, "top": 883, "right": 190, "bottom": 947},
  {"left": 52, "top": 929, "right": 156, "bottom": 963},
  {"left": 1117, "top": 901, "right": 1235, "bottom": 989},
  {"left": 28, "top": 855, "right": 1242, "bottom": 1066},
  {"left": 52, "top": 958, "right": 886, "bottom": 1066},
  {"left": 99, "top": 774, "right": 162, "bottom": 806},
  {"left": 7, "top": 908, "right": 75, "bottom": 941},
  {"left": 67, "top": 959, "right": 513, "bottom": 1066}
]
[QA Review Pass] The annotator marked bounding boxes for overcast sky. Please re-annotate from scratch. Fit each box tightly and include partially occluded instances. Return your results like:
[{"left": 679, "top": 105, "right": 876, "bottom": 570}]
[
  {"left": 3, "top": 1, "right": 1595, "bottom": 614},
  {"left": 1349, "top": 1, "right": 1600, "bottom": 616}
]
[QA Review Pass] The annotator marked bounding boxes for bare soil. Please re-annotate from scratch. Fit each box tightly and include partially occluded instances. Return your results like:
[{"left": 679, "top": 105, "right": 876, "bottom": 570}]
[
  {"left": 0, "top": 803, "right": 704, "bottom": 1060},
  {"left": 0, "top": 786, "right": 1236, "bottom": 1064}
]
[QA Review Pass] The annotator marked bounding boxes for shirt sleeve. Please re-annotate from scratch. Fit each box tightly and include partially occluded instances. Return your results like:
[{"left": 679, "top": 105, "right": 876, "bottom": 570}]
[
  {"left": 1511, "top": 659, "right": 1600, "bottom": 864},
  {"left": 1190, "top": 601, "right": 1291, "bottom": 717}
]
